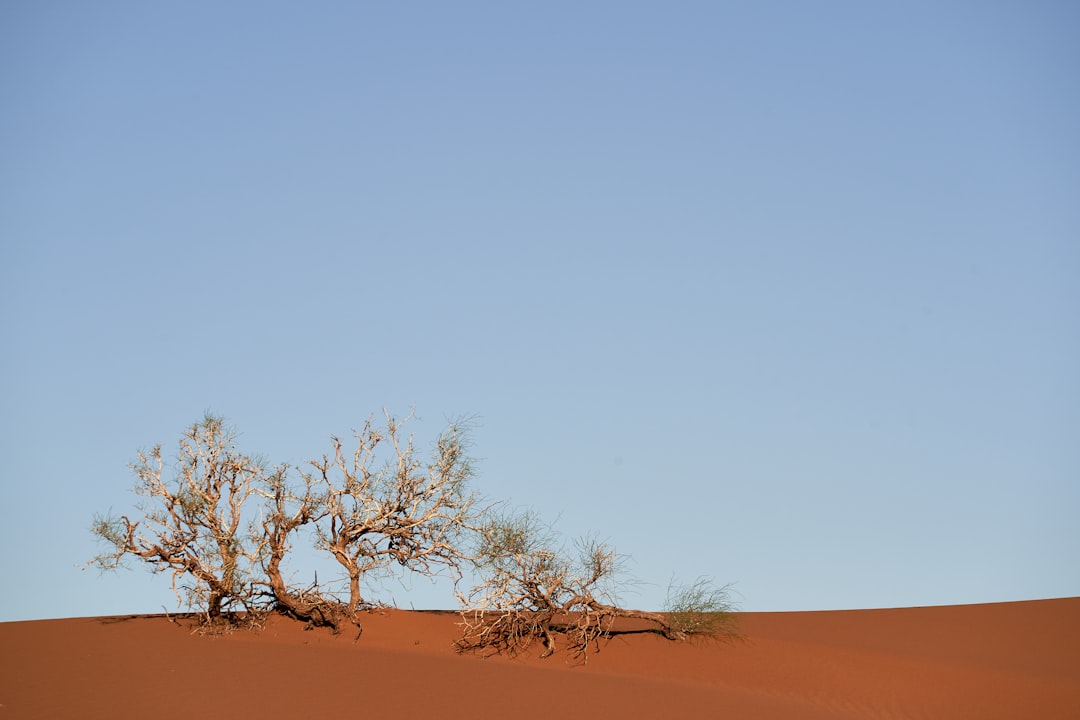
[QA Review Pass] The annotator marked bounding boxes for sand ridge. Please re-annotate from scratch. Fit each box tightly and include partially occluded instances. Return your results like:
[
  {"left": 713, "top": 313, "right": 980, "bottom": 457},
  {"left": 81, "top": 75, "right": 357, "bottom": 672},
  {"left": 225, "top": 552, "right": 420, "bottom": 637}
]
[{"left": 2, "top": 598, "right": 1077, "bottom": 719}]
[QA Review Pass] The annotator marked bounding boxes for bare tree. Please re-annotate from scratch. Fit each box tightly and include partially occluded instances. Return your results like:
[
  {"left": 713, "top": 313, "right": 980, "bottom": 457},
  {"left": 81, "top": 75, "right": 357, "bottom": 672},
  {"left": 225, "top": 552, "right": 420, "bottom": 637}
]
[
  {"left": 91, "top": 411, "right": 488, "bottom": 634},
  {"left": 253, "top": 463, "right": 352, "bottom": 633},
  {"left": 307, "top": 412, "right": 483, "bottom": 613},
  {"left": 90, "top": 414, "right": 266, "bottom": 624},
  {"left": 457, "top": 511, "right": 736, "bottom": 661}
]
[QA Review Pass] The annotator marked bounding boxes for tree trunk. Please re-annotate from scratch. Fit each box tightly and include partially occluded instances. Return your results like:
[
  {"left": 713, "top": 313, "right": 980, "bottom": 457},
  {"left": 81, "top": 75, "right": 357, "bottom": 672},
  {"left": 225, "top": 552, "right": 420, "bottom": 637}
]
[
  {"left": 348, "top": 571, "right": 361, "bottom": 613},
  {"left": 266, "top": 540, "right": 345, "bottom": 633},
  {"left": 206, "top": 591, "right": 223, "bottom": 620}
]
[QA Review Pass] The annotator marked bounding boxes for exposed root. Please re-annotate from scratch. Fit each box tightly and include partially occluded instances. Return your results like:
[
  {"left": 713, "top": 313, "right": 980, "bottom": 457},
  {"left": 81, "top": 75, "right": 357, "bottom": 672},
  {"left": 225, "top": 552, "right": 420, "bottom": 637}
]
[{"left": 456, "top": 605, "right": 692, "bottom": 663}]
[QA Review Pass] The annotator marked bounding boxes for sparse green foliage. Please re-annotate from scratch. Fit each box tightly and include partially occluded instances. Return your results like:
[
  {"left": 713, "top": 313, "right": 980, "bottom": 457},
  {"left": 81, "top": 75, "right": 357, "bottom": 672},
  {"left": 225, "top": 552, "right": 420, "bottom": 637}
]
[{"left": 664, "top": 577, "right": 739, "bottom": 638}]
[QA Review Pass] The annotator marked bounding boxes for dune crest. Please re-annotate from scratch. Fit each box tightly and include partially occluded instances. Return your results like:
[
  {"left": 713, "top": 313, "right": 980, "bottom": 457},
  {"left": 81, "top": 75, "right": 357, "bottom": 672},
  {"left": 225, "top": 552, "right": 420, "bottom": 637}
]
[{"left": 2, "top": 598, "right": 1077, "bottom": 719}]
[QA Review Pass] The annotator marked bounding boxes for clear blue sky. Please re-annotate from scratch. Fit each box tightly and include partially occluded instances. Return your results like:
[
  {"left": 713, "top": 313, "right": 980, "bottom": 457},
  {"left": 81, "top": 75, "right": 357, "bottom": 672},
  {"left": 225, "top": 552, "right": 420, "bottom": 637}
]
[{"left": 2, "top": 2, "right": 1077, "bottom": 621}]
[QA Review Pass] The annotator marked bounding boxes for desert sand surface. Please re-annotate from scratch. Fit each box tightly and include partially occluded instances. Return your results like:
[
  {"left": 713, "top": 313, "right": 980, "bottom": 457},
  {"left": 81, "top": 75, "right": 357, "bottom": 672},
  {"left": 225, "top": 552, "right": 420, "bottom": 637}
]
[{"left": 2, "top": 598, "right": 1077, "bottom": 719}]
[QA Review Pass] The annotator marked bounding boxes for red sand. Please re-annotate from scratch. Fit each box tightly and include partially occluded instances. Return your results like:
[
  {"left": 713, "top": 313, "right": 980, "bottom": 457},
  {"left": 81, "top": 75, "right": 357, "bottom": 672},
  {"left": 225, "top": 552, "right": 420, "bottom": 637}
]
[{"left": 2, "top": 598, "right": 1077, "bottom": 719}]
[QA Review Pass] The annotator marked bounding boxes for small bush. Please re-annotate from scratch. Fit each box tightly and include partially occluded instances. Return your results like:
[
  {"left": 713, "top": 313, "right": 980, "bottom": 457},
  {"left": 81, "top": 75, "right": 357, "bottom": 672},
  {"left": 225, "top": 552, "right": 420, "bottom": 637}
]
[{"left": 665, "top": 577, "right": 739, "bottom": 638}]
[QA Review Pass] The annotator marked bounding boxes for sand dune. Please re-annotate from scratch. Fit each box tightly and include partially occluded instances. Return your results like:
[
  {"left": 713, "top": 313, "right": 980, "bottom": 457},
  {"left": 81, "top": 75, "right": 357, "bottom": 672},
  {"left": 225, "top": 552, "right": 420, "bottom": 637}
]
[{"left": 2, "top": 598, "right": 1077, "bottom": 719}]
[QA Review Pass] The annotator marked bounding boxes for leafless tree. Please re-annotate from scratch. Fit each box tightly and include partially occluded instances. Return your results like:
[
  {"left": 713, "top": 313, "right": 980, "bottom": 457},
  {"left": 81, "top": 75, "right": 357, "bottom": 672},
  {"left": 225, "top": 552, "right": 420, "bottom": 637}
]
[
  {"left": 91, "top": 411, "right": 487, "bottom": 633},
  {"left": 90, "top": 414, "right": 266, "bottom": 624},
  {"left": 456, "top": 511, "right": 736, "bottom": 661},
  {"left": 253, "top": 463, "right": 352, "bottom": 633},
  {"left": 307, "top": 411, "right": 483, "bottom": 614}
]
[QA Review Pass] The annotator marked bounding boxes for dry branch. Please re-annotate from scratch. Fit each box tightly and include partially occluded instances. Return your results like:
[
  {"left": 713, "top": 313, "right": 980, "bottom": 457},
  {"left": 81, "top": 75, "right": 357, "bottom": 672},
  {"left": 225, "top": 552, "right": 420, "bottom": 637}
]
[
  {"left": 456, "top": 512, "right": 735, "bottom": 662},
  {"left": 308, "top": 412, "right": 483, "bottom": 613}
]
